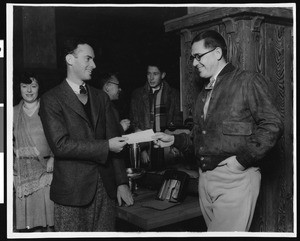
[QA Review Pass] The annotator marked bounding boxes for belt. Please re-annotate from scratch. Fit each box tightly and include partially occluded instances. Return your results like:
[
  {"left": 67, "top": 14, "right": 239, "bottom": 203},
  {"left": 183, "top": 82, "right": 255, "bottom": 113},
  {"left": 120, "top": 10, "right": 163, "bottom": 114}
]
[{"left": 196, "top": 155, "right": 231, "bottom": 172}]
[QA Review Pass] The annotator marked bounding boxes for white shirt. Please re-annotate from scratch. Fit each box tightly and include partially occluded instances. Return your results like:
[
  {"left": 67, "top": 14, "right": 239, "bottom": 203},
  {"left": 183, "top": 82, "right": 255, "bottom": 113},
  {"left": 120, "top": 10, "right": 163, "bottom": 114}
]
[
  {"left": 66, "top": 79, "right": 86, "bottom": 94},
  {"left": 151, "top": 83, "right": 163, "bottom": 93}
]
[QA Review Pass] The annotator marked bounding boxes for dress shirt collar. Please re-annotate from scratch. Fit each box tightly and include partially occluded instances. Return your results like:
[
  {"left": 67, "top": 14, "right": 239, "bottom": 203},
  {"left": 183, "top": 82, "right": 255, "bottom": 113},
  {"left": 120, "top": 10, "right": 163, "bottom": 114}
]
[
  {"left": 66, "top": 79, "right": 86, "bottom": 94},
  {"left": 148, "top": 82, "right": 164, "bottom": 94}
]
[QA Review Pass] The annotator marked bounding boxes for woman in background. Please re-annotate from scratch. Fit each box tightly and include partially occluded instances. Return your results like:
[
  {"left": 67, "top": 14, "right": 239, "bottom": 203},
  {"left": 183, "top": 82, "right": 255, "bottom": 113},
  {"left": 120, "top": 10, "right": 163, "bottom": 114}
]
[{"left": 13, "top": 72, "right": 54, "bottom": 232}]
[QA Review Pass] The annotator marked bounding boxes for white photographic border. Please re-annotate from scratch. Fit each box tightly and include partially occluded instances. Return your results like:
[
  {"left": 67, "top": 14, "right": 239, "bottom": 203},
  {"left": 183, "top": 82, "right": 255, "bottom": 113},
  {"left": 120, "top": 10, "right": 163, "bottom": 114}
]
[{"left": 6, "top": 2, "right": 297, "bottom": 239}]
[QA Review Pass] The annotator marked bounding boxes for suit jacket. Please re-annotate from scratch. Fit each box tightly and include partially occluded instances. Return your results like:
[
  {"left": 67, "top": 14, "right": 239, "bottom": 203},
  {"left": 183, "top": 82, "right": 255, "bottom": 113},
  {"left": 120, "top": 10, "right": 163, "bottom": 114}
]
[{"left": 39, "top": 80, "right": 128, "bottom": 206}]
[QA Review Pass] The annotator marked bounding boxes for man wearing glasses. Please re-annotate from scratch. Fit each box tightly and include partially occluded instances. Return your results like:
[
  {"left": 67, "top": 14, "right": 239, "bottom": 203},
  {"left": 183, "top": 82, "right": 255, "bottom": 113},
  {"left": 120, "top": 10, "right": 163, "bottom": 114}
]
[
  {"left": 153, "top": 30, "right": 283, "bottom": 231},
  {"left": 101, "top": 72, "right": 131, "bottom": 133}
]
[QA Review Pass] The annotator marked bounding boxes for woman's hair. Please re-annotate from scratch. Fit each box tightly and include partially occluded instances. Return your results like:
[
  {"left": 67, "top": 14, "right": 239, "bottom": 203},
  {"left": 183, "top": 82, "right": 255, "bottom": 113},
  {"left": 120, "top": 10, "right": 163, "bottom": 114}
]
[
  {"left": 191, "top": 30, "right": 227, "bottom": 60},
  {"left": 18, "top": 72, "right": 39, "bottom": 85},
  {"left": 13, "top": 71, "right": 40, "bottom": 105}
]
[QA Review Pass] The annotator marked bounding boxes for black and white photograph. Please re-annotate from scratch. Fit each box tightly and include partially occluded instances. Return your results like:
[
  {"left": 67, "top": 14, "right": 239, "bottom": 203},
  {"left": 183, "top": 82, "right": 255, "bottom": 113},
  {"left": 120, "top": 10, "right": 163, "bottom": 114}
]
[{"left": 2, "top": 2, "right": 297, "bottom": 239}]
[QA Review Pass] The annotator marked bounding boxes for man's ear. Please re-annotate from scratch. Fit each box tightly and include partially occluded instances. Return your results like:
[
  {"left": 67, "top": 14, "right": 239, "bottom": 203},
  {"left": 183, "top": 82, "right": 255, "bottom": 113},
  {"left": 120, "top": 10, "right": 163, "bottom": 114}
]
[
  {"left": 162, "top": 72, "right": 166, "bottom": 79},
  {"left": 215, "top": 47, "right": 223, "bottom": 60},
  {"left": 104, "top": 83, "right": 110, "bottom": 93},
  {"left": 65, "top": 54, "right": 74, "bottom": 66}
]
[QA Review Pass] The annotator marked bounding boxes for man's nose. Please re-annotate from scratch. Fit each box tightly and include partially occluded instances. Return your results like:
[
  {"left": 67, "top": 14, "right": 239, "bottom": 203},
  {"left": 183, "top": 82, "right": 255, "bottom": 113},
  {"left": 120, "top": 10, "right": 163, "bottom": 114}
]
[
  {"left": 90, "top": 59, "right": 96, "bottom": 69},
  {"left": 193, "top": 58, "right": 198, "bottom": 67}
]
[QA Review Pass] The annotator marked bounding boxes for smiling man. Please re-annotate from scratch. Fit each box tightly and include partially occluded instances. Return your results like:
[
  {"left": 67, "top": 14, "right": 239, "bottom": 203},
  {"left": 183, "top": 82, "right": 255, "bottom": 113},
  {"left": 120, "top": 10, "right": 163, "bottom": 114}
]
[
  {"left": 101, "top": 72, "right": 131, "bottom": 133},
  {"left": 153, "top": 30, "right": 283, "bottom": 231},
  {"left": 39, "top": 38, "right": 133, "bottom": 232}
]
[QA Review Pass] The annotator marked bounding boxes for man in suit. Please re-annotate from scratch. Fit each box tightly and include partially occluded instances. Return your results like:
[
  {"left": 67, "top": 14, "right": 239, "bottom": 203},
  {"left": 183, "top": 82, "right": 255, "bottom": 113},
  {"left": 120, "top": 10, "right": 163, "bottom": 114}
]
[{"left": 39, "top": 38, "right": 133, "bottom": 232}]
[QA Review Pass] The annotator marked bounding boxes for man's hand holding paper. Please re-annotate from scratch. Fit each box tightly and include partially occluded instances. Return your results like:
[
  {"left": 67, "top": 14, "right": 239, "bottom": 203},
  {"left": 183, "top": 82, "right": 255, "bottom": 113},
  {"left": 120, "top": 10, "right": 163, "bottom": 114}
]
[
  {"left": 152, "top": 132, "right": 175, "bottom": 148},
  {"left": 122, "top": 129, "right": 155, "bottom": 144}
]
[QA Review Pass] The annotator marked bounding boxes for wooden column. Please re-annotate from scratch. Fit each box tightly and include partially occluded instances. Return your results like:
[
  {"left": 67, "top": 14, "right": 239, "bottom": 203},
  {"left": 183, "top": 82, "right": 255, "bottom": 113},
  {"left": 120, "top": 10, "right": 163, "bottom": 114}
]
[
  {"left": 22, "top": 7, "right": 57, "bottom": 69},
  {"left": 13, "top": 6, "right": 60, "bottom": 104}
]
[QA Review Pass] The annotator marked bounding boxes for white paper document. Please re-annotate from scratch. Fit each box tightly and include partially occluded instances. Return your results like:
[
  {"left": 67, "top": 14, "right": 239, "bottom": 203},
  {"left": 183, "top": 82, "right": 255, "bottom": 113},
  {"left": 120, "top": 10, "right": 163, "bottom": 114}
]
[{"left": 122, "top": 129, "right": 155, "bottom": 144}]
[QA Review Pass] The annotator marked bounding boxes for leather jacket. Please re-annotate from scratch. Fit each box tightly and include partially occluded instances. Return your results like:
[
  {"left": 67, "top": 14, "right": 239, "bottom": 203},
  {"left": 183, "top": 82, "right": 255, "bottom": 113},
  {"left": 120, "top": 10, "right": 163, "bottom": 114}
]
[{"left": 174, "top": 63, "right": 283, "bottom": 171}]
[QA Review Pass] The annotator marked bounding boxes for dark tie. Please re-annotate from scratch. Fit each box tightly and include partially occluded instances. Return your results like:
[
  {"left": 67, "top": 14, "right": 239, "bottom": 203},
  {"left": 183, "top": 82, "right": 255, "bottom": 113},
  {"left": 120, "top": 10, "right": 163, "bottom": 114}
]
[
  {"left": 78, "top": 85, "right": 88, "bottom": 105},
  {"left": 80, "top": 85, "right": 87, "bottom": 94}
]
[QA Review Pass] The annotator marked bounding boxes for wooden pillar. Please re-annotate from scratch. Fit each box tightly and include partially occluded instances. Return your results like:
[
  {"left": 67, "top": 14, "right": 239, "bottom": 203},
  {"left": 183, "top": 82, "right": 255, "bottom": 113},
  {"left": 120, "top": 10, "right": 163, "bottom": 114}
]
[
  {"left": 14, "top": 6, "right": 60, "bottom": 104},
  {"left": 22, "top": 6, "right": 57, "bottom": 69}
]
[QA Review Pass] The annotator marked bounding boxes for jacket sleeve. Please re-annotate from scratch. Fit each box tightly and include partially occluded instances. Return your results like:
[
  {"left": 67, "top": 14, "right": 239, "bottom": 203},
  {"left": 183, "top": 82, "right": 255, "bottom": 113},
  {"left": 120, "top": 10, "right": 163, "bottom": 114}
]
[
  {"left": 104, "top": 96, "right": 129, "bottom": 185},
  {"left": 129, "top": 90, "right": 140, "bottom": 131},
  {"left": 236, "top": 73, "right": 283, "bottom": 168},
  {"left": 173, "top": 131, "right": 194, "bottom": 153},
  {"left": 39, "top": 92, "right": 109, "bottom": 164},
  {"left": 170, "top": 89, "right": 183, "bottom": 126}
]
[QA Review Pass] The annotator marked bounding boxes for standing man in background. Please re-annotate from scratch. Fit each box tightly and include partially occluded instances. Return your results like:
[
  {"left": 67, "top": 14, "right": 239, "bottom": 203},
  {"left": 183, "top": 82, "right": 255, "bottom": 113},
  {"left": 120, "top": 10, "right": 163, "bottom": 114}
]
[
  {"left": 153, "top": 30, "right": 283, "bottom": 231},
  {"left": 101, "top": 72, "right": 130, "bottom": 133},
  {"left": 39, "top": 38, "right": 133, "bottom": 232},
  {"left": 130, "top": 59, "right": 182, "bottom": 170}
]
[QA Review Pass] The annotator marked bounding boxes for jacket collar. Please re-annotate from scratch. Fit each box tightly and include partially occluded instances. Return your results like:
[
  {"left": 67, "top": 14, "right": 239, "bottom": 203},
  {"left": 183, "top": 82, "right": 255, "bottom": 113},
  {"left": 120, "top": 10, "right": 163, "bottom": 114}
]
[
  {"left": 60, "top": 80, "right": 100, "bottom": 129},
  {"left": 218, "top": 63, "right": 236, "bottom": 78},
  {"left": 212, "top": 63, "right": 236, "bottom": 88},
  {"left": 143, "top": 81, "right": 172, "bottom": 94}
]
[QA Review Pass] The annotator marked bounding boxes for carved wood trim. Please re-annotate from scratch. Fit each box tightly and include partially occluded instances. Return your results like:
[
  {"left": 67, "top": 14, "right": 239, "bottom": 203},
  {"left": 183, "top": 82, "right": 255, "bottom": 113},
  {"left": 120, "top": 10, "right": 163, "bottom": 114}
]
[
  {"left": 180, "top": 29, "right": 192, "bottom": 43},
  {"left": 165, "top": 7, "right": 292, "bottom": 33},
  {"left": 251, "top": 16, "right": 265, "bottom": 32},
  {"left": 222, "top": 17, "right": 237, "bottom": 34}
]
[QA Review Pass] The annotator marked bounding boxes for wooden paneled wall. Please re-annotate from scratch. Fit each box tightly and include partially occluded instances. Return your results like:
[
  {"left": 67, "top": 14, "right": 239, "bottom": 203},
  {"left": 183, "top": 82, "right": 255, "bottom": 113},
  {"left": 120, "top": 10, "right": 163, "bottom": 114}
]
[
  {"left": 13, "top": 6, "right": 61, "bottom": 105},
  {"left": 165, "top": 7, "right": 293, "bottom": 232},
  {"left": 22, "top": 7, "right": 57, "bottom": 69}
]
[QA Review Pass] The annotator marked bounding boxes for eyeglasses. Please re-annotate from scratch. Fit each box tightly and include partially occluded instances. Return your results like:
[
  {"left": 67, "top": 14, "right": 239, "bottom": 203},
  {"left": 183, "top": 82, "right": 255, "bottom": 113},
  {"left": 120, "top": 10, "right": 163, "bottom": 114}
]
[
  {"left": 108, "top": 81, "right": 120, "bottom": 86},
  {"left": 190, "top": 47, "right": 217, "bottom": 62}
]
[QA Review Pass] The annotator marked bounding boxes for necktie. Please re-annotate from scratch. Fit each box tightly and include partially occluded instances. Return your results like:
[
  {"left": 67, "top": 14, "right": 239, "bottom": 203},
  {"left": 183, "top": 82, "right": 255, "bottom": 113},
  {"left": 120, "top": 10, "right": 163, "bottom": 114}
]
[
  {"left": 203, "top": 78, "right": 216, "bottom": 120},
  {"left": 78, "top": 85, "right": 88, "bottom": 105},
  {"left": 80, "top": 85, "right": 87, "bottom": 94}
]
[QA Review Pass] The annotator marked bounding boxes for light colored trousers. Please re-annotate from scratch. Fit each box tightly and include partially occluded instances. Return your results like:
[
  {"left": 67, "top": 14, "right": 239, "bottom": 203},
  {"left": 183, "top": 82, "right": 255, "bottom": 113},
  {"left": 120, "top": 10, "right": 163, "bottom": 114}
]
[{"left": 198, "top": 158, "right": 261, "bottom": 231}]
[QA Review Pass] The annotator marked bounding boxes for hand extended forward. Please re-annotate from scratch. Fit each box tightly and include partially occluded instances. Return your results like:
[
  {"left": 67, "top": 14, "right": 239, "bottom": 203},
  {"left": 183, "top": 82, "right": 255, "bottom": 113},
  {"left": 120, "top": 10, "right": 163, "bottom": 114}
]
[
  {"left": 120, "top": 119, "right": 131, "bottom": 132},
  {"left": 152, "top": 132, "right": 175, "bottom": 148},
  {"left": 109, "top": 137, "right": 128, "bottom": 153}
]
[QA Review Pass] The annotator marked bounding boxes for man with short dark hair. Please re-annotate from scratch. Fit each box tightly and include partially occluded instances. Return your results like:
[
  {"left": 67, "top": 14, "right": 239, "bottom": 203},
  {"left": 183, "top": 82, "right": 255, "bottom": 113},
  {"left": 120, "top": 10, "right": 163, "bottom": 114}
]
[
  {"left": 40, "top": 39, "right": 133, "bottom": 232},
  {"left": 153, "top": 30, "right": 283, "bottom": 231},
  {"left": 130, "top": 59, "right": 182, "bottom": 170}
]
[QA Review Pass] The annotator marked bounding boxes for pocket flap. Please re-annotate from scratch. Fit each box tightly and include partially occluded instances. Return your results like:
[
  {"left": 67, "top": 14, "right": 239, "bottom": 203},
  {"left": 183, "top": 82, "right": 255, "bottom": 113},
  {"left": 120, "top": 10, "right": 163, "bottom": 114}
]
[{"left": 222, "top": 121, "right": 252, "bottom": 136}]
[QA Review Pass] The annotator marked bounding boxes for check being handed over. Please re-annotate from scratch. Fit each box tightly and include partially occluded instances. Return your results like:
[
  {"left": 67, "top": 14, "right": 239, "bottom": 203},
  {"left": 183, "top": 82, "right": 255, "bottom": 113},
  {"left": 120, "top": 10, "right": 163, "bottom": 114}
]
[{"left": 122, "top": 129, "right": 155, "bottom": 144}]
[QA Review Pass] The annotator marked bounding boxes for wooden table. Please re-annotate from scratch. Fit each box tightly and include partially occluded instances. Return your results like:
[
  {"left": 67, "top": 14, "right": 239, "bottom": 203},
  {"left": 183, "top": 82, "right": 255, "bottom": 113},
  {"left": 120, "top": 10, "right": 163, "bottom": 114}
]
[{"left": 116, "top": 188, "right": 202, "bottom": 231}]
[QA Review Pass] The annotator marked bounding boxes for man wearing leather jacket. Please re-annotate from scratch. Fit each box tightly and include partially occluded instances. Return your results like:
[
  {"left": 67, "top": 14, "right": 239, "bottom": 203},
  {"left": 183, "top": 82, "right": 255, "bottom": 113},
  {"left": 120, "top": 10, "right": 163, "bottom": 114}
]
[{"left": 153, "top": 30, "right": 283, "bottom": 231}]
